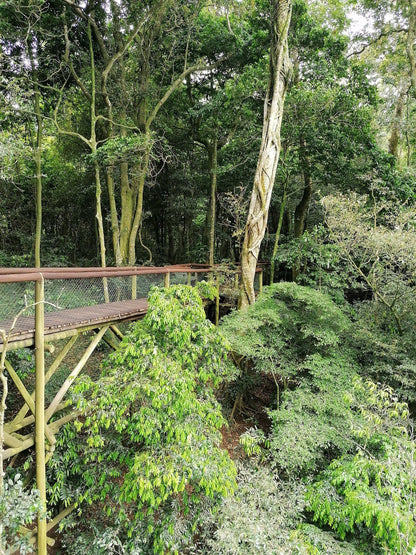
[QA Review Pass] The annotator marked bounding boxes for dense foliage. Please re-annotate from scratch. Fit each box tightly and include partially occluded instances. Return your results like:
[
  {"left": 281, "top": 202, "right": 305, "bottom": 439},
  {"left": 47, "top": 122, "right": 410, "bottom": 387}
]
[
  {"left": 49, "top": 284, "right": 237, "bottom": 553},
  {"left": 219, "top": 282, "right": 416, "bottom": 554}
]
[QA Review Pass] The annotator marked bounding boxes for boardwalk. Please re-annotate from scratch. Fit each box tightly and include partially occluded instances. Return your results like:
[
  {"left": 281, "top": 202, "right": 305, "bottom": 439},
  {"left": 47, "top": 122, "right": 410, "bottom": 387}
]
[
  {"left": 0, "top": 264, "right": 212, "bottom": 350},
  {"left": 0, "top": 299, "right": 148, "bottom": 348}
]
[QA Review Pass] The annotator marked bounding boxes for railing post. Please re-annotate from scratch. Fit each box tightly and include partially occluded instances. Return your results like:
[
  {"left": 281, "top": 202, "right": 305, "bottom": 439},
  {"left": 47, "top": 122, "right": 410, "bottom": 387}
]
[
  {"left": 132, "top": 274, "right": 137, "bottom": 300},
  {"left": 164, "top": 272, "right": 170, "bottom": 289},
  {"left": 35, "top": 276, "right": 47, "bottom": 554},
  {"left": 187, "top": 272, "right": 191, "bottom": 286},
  {"left": 259, "top": 268, "right": 263, "bottom": 294}
]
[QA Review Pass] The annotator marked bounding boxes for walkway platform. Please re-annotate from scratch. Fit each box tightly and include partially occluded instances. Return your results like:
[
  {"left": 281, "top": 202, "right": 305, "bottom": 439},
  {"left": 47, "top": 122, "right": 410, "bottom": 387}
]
[{"left": 0, "top": 298, "right": 148, "bottom": 349}]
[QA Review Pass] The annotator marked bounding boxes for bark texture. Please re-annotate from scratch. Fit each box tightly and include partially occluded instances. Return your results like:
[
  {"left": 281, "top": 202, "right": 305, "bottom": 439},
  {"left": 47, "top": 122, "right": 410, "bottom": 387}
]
[
  {"left": 388, "top": 88, "right": 406, "bottom": 158},
  {"left": 239, "top": 0, "right": 292, "bottom": 308}
]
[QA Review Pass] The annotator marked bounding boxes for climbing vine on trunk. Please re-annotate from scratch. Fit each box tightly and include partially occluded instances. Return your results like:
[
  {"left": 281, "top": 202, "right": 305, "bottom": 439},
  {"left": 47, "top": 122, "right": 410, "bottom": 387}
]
[{"left": 240, "top": 0, "right": 292, "bottom": 308}]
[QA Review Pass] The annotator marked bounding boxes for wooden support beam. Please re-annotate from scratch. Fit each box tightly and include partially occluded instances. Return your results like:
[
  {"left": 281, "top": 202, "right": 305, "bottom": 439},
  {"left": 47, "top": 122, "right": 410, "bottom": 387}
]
[
  {"left": 5, "top": 402, "right": 66, "bottom": 436},
  {"left": 44, "top": 326, "right": 108, "bottom": 421},
  {"left": 3, "top": 431, "right": 24, "bottom": 448},
  {"left": 131, "top": 275, "right": 137, "bottom": 300},
  {"left": 5, "top": 359, "right": 55, "bottom": 447},
  {"left": 17, "top": 503, "right": 76, "bottom": 552},
  {"left": 3, "top": 436, "right": 35, "bottom": 459},
  {"left": 35, "top": 277, "right": 47, "bottom": 554},
  {"left": 103, "top": 328, "right": 120, "bottom": 351},
  {"left": 110, "top": 324, "right": 124, "bottom": 340},
  {"left": 3, "top": 403, "right": 78, "bottom": 460},
  {"left": 5, "top": 414, "right": 35, "bottom": 434},
  {"left": 5, "top": 359, "right": 36, "bottom": 415},
  {"left": 9, "top": 334, "right": 78, "bottom": 433}
]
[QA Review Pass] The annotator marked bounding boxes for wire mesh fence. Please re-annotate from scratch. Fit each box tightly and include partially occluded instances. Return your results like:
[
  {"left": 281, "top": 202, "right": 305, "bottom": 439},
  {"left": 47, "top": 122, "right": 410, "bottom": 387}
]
[
  {"left": 0, "top": 270, "right": 212, "bottom": 322},
  {"left": 0, "top": 264, "right": 265, "bottom": 324}
]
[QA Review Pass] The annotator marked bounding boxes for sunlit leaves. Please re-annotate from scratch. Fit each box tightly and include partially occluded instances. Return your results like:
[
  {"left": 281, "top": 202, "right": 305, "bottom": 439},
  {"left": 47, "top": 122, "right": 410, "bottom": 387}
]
[{"left": 59, "top": 284, "right": 236, "bottom": 553}]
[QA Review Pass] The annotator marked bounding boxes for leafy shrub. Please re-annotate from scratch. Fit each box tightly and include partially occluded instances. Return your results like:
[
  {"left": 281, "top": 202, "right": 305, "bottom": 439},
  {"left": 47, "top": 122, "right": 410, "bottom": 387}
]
[
  {"left": 198, "top": 462, "right": 305, "bottom": 555},
  {"left": 221, "top": 282, "right": 350, "bottom": 383},
  {"left": 290, "top": 524, "right": 366, "bottom": 554},
  {"left": 222, "top": 283, "right": 357, "bottom": 475},
  {"left": 306, "top": 379, "right": 416, "bottom": 554},
  {"left": 274, "top": 225, "right": 349, "bottom": 304},
  {"left": 268, "top": 354, "right": 358, "bottom": 476},
  {"left": 64, "top": 524, "right": 128, "bottom": 555},
  {"left": 0, "top": 474, "right": 43, "bottom": 554},
  {"left": 348, "top": 301, "right": 416, "bottom": 405},
  {"left": 56, "top": 284, "right": 237, "bottom": 554}
]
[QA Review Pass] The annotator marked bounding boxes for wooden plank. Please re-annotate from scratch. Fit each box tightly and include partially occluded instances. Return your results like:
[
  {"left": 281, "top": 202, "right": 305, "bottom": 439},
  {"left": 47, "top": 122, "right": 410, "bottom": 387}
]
[{"left": 0, "top": 299, "right": 148, "bottom": 348}]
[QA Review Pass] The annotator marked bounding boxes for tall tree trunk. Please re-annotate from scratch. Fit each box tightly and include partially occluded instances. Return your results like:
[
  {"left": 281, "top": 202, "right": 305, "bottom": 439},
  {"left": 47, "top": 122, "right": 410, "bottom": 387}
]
[
  {"left": 88, "top": 21, "right": 108, "bottom": 304},
  {"left": 106, "top": 166, "right": 122, "bottom": 266},
  {"left": 33, "top": 80, "right": 42, "bottom": 268},
  {"left": 128, "top": 150, "right": 151, "bottom": 265},
  {"left": 207, "top": 138, "right": 218, "bottom": 266},
  {"left": 119, "top": 159, "right": 134, "bottom": 264},
  {"left": 292, "top": 171, "right": 312, "bottom": 281},
  {"left": 270, "top": 190, "right": 286, "bottom": 284},
  {"left": 388, "top": 87, "right": 406, "bottom": 158},
  {"left": 239, "top": 0, "right": 292, "bottom": 308},
  {"left": 293, "top": 161, "right": 312, "bottom": 238},
  {"left": 28, "top": 46, "right": 42, "bottom": 268},
  {"left": 406, "top": 0, "right": 416, "bottom": 93}
]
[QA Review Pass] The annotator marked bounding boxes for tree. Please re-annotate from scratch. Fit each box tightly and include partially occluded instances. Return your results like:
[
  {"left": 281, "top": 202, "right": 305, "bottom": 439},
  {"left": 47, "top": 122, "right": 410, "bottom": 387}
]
[
  {"left": 58, "top": 0, "right": 233, "bottom": 266},
  {"left": 348, "top": 0, "right": 416, "bottom": 165},
  {"left": 0, "top": 0, "right": 49, "bottom": 267},
  {"left": 322, "top": 191, "right": 416, "bottom": 336},
  {"left": 239, "top": 0, "right": 292, "bottom": 308}
]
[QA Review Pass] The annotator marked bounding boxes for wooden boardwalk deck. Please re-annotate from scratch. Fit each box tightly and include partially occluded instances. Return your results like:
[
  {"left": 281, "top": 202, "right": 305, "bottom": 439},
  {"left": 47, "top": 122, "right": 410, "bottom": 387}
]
[{"left": 0, "top": 298, "right": 148, "bottom": 349}]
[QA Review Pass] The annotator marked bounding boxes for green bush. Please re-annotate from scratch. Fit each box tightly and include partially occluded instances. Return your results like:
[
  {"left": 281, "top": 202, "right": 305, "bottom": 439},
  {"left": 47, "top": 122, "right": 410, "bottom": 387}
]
[
  {"left": 0, "top": 474, "right": 43, "bottom": 554},
  {"left": 268, "top": 354, "right": 358, "bottom": 475},
  {"left": 56, "top": 284, "right": 237, "bottom": 554},
  {"left": 221, "top": 282, "right": 350, "bottom": 383},
  {"left": 199, "top": 462, "right": 305, "bottom": 555},
  {"left": 306, "top": 379, "right": 416, "bottom": 554}
]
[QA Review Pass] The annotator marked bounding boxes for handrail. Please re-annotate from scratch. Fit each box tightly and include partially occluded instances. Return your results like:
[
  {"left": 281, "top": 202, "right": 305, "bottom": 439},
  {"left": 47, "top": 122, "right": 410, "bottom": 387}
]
[
  {"left": 0, "top": 265, "right": 201, "bottom": 283},
  {"left": 0, "top": 263, "right": 263, "bottom": 283},
  {"left": 0, "top": 264, "right": 209, "bottom": 275},
  {"left": 0, "top": 272, "right": 45, "bottom": 284}
]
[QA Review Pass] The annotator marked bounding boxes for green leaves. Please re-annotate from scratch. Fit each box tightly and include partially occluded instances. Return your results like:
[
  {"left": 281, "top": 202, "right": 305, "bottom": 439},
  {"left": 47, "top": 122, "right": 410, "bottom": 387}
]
[
  {"left": 59, "top": 284, "right": 236, "bottom": 553},
  {"left": 0, "top": 474, "right": 43, "bottom": 554},
  {"left": 305, "top": 378, "right": 416, "bottom": 553},
  {"left": 222, "top": 282, "right": 350, "bottom": 381}
]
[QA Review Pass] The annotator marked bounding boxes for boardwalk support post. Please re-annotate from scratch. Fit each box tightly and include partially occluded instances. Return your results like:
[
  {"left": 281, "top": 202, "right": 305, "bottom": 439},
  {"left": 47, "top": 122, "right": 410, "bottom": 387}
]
[{"left": 35, "top": 276, "right": 47, "bottom": 554}]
